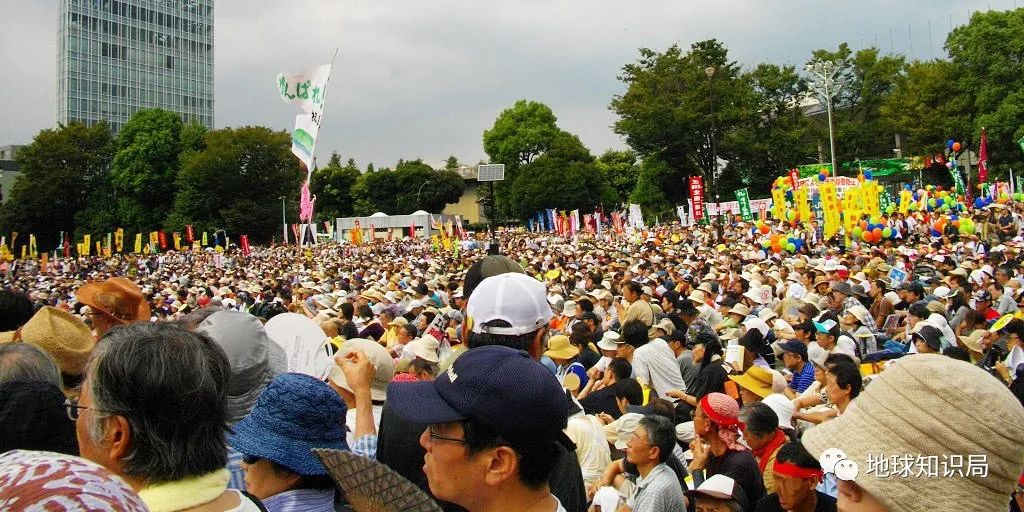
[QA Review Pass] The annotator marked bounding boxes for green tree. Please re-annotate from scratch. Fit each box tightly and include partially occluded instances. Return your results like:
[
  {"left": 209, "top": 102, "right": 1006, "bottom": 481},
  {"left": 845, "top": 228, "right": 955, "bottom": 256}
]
[
  {"left": 727, "top": 63, "right": 817, "bottom": 193},
  {"left": 947, "top": 8, "right": 1024, "bottom": 175},
  {"left": 595, "top": 149, "right": 640, "bottom": 205},
  {"left": 629, "top": 157, "right": 672, "bottom": 219},
  {"left": 508, "top": 132, "right": 604, "bottom": 219},
  {"left": 880, "top": 60, "right": 968, "bottom": 156},
  {"left": 351, "top": 167, "right": 398, "bottom": 216},
  {"left": 611, "top": 40, "right": 753, "bottom": 205},
  {"left": 0, "top": 122, "right": 114, "bottom": 246},
  {"left": 168, "top": 127, "right": 302, "bottom": 242},
  {"left": 483, "top": 100, "right": 562, "bottom": 217},
  {"left": 445, "top": 155, "right": 460, "bottom": 169},
  {"left": 110, "top": 109, "right": 185, "bottom": 230},
  {"left": 392, "top": 160, "right": 465, "bottom": 214},
  {"left": 311, "top": 152, "right": 361, "bottom": 221}
]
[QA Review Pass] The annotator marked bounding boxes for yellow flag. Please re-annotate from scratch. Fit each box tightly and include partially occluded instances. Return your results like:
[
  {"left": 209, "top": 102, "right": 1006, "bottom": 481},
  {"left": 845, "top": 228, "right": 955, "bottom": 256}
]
[
  {"left": 149, "top": 231, "right": 159, "bottom": 249},
  {"left": 95, "top": 241, "right": 102, "bottom": 255},
  {"left": 28, "top": 234, "right": 37, "bottom": 258},
  {"left": 899, "top": 190, "right": 911, "bottom": 214},
  {"left": 795, "top": 187, "right": 811, "bottom": 227},
  {"left": 863, "top": 182, "right": 880, "bottom": 218},
  {"left": 134, "top": 233, "right": 142, "bottom": 253},
  {"left": 21, "top": 245, "right": 26, "bottom": 260},
  {"left": 771, "top": 188, "right": 787, "bottom": 220},
  {"left": 83, "top": 235, "right": 91, "bottom": 256},
  {"left": 115, "top": 228, "right": 124, "bottom": 252},
  {"left": 173, "top": 232, "right": 182, "bottom": 251},
  {"left": 202, "top": 231, "right": 208, "bottom": 246},
  {"left": 820, "top": 183, "right": 840, "bottom": 239}
]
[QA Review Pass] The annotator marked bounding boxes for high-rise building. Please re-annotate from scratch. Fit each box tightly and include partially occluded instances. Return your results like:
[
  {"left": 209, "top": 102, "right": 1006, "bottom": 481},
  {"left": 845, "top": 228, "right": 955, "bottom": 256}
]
[{"left": 57, "top": 0, "right": 214, "bottom": 134}]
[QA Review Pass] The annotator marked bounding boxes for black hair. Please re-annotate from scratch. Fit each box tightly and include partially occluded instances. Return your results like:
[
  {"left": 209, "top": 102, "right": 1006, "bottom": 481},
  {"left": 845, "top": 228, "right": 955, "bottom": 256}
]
[
  {"left": 577, "top": 298, "right": 594, "bottom": 313},
  {"left": 0, "top": 291, "right": 34, "bottom": 331},
  {"left": 462, "top": 418, "right": 560, "bottom": 489},
  {"left": 696, "top": 333, "right": 723, "bottom": 372},
  {"left": 569, "top": 323, "right": 593, "bottom": 347},
  {"left": 356, "top": 304, "right": 373, "bottom": 320},
  {"left": 401, "top": 323, "right": 419, "bottom": 338},
  {"left": 774, "top": 442, "right": 822, "bottom": 470},
  {"left": 638, "top": 415, "right": 676, "bottom": 464},
  {"left": 267, "top": 459, "right": 335, "bottom": 489},
  {"left": 467, "top": 319, "right": 541, "bottom": 353},
  {"left": 739, "top": 402, "right": 778, "bottom": 438},
  {"left": 648, "top": 398, "right": 676, "bottom": 423},
  {"left": 622, "top": 281, "right": 642, "bottom": 296},
  {"left": 621, "top": 319, "right": 649, "bottom": 348},
  {"left": 826, "top": 357, "right": 862, "bottom": 399},
  {"left": 612, "top": 378, "right": 643, "bottom": 406},
  {"left": 409, "top": 357, "right": 440, "bottom": 378},
  {"left": 608, "top": 358, "right": 632, "bottom": 381},
  {"left": 942, "top": 346, "right": 971, "bottom": 362},
  {"left": 337, "top": 302, "right": 355, "bottom": 321}
]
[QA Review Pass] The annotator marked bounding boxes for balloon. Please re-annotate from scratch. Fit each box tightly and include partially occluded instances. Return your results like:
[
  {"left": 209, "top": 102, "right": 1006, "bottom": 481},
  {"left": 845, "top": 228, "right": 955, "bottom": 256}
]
[
  {"left": 862, "top": 231, "right": 872, "bottom": 242},
  {"left": 786, "top": 243, "right": 796, "bottom": 252},
  {"left": 785, "top": 190, "right": 794, "bottom": 201},
  {"left": 975, "top": 198, "right": 986, "bottom": 208},
  {"left": 852, "top": 227, "right": 863, "bottom": 239},
  {"left": 860, "top": 221, "right": 868, "bottom": 231},
  {"left": 931, "top": 229, "right": 942, "bottom": 237},
  {"left": 761, "top": 239, "right": 771, "bottom": 248},
  {"left": 947, "top": 139, "right": 955, "bottom": 149},
  {"left": 913, "top": 193, "right": 920, "bottom": 201},
  {"left": 818, "top": 173, "right": 827, "bottom": 182},
  {"left": 872, "top": 227, "right": 883, "bottom": 239},
  {"left": 953, "top": 142, "right": 961, "bottom": 152},
  {"left": 882, "top": 227, "right": 892, "bottom": 238},
  {"left": 786, "top": 210, "right": 795, "bottom": 221},
  {"left": 928, "top": 198, "right": 937, "bottom": 207},
  {"left": 760, "top": 225, "right": 770, "bottom": 234},
  {"left": 946, "top": 162, "right": 953, "bottom": 169},
  {"left": 864, "top": 170, "right": 873, "bottom": 180}
]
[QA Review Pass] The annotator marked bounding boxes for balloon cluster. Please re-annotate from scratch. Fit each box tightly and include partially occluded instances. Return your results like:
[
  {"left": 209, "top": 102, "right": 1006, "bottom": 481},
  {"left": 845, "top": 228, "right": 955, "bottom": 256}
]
[
  {"left": 946, "top": 139, "right": 962, "bottom": 153},
  {"left": 851, "top": 217, "right": 894, "bottom": 244},
  {"left": 760, "top": 232, "right": 803, "bottom": 253},
  {"left": 902, "top": 184, "right": 965, "bottom": 213}
]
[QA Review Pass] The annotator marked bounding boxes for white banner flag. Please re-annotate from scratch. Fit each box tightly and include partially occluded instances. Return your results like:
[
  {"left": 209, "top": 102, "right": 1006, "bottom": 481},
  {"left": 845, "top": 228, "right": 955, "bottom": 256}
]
[
  {"left": 628, "top": 204, "right": 645, "bottom": 229},
  {"left": 276, "top": 64, "right": 332, "bottom": 169}
]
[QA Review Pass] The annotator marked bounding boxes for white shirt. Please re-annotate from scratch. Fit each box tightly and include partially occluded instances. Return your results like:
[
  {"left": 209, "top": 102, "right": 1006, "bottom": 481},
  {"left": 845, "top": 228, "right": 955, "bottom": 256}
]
[
  {"left": 345, "top": 404, "right": 383, "bottom": 448},
  {"left": 632, "top": 338, "right": 689, "bottom": 400}
]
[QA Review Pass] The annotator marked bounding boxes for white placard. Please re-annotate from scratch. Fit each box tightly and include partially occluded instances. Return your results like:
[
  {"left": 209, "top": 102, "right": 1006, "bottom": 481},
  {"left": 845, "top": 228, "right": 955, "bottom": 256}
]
[{"left": 264, "top": 313, "right": 334, "bottom": 379}]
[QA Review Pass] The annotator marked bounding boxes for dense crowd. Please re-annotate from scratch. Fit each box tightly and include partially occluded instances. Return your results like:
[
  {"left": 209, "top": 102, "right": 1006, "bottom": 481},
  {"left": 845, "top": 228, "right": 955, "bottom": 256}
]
[{"left": 1, "top": 207, "right": 1024, "bottom": 512}]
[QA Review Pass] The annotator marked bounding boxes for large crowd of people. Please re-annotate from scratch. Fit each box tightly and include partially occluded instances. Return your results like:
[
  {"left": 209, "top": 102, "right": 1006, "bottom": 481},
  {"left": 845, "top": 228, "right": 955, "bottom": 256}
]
[{"left": 2, "top": 206, "right": 1024, "bottom": 512}]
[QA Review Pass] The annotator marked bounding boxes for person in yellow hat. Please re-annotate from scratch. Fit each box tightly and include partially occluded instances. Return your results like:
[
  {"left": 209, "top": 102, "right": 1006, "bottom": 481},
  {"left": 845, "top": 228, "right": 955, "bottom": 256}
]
[{"left": 544, "top": 334, "right": 587, "bottom": 395}]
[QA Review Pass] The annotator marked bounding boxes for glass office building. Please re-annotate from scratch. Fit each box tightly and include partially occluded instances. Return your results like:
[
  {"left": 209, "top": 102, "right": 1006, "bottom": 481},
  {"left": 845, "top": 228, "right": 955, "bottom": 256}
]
[{"left": 57, "top": 0, "right": 214, "bottom": 134}]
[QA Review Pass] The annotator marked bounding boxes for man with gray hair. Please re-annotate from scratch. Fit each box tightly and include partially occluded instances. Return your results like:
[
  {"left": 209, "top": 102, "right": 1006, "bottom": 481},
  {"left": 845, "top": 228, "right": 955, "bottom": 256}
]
[
  {"left": 0, "top": 342, "right": 77, "bottom": 455},
  {"left": 72, "top": 322, "right": 263, "bottom": 511}
]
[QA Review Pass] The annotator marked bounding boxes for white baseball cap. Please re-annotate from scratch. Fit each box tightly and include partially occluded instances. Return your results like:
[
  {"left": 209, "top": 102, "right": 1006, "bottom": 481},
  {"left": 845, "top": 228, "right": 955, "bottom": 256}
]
[{"left": 467, "top": 273, "right": 553, "bottom": 336}]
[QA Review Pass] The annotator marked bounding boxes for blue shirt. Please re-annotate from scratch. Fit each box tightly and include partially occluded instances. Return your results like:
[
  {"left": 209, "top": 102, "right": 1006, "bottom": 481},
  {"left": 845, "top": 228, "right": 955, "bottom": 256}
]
[
  {"left": 789, "top": 361, "right": 816, "bottom": 393},
  {"left": 262, "top": 488, "right": 335, "bottom": 512},
  {"left": 226, "top": 448, "right": 246, "bottom": 491}
]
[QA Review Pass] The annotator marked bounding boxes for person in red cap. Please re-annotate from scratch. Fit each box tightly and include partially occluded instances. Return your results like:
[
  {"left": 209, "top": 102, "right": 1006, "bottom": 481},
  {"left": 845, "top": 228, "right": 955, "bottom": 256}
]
[
  {"left": 754, "top": 443, "right": 835, "bottom": 512},
  {"left": 689, "top": 392, "right": 765, "bottom": 509},
  {"left": 75, "top": 277, "right": 150, "bottom": 336}
]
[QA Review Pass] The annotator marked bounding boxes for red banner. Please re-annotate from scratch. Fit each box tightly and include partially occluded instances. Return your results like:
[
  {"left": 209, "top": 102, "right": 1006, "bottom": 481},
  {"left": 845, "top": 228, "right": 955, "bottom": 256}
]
[
  {"left": 158, "top": 230, "right": 167, "bottom": 250},
  {"left": 689, "top": 176, "right": 706, "bottom": 221},
  {"left": 611, "top": 212, "right": 624, "bottom": 234},
  {"left": 788, "top": 169, "right": 799, "bottom": 190},
  {"left": 978, "top": 128, "right": 989, "bottom": 183},
  {"left": 240, "top": 234, "right": 251, "bottom": 255},
  {"left": 185, "top": 224, "right": 194, "bottom": 243}
]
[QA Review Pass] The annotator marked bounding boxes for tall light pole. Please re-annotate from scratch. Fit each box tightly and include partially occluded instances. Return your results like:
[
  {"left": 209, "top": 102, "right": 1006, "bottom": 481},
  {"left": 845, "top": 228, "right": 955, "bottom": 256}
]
[
  {"left": 705, "top": 65, "right": 722, "bottom": 242},
  {"left": 416, "top": 179, "right": 432, "bottom": 210},
  {"left": 279, "top": 195, "right": 287, "bottom": 244},
  {"left": 806, "top": 59, "right": 846, "bottom": 176}
]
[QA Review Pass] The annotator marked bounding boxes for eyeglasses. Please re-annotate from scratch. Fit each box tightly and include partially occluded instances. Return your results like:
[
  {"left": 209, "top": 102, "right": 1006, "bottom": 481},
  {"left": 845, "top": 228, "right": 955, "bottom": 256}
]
[
  {"left": 428, "top": 424, "right": 469, "bottom": 445},
  {"left": 63, "top": 397, "right": 110, "bottom": 422}
]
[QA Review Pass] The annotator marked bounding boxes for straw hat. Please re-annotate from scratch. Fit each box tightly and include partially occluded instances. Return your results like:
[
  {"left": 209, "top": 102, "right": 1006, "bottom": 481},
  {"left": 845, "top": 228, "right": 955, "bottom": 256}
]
[
  {"left": 959, "top": 329, "right": 987, "bottom": 354},
  {"left": 728, "top": 304, "right": 751, "bottom": 317},
  {"left": 17, "top": 307, "right": 95, "bottom": 376},
  {"left": 727, "top": 365, "right": 774, "bottom": 398},
  {"left": 802, "top": 355, "right": 1024, "bottom": 511},
  {"left": 544, "top": 335, "right": 580, "bottom": 360},
  {"left": 597, "top": 331, "right": 621, "bottom": 351}
]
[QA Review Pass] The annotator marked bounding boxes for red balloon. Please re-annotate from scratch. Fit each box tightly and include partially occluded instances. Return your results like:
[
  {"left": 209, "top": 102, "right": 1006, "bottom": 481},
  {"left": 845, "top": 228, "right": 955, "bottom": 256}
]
[
  {"left": 760, "top": 225, "right": 770, "bottom": 234},
  {"left": 872, "top": 228, "right": 883, "bottom": 240},
  {"left": 952, "top": 142, "right": 962, "bottom": 152}
]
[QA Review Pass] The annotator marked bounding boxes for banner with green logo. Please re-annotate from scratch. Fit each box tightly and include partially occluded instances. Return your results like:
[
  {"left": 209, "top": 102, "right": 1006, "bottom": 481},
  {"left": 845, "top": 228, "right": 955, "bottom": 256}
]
[{"left": 734, "top": 188, "right": 753, "bottom": 221}]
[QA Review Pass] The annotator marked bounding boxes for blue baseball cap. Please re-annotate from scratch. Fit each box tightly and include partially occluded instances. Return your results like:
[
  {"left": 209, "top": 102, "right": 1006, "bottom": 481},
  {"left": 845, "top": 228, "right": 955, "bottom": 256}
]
[
  {"left": 387, "top": 345, "right": 569, "bottom": 442},
  {"left": 778, "top": 340, "right": 808, "bottom": 359}
]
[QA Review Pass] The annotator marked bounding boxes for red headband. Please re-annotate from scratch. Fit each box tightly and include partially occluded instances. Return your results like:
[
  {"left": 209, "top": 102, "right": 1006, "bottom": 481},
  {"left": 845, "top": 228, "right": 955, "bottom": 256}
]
[
  {"left": 773, "top": 461, "right": 825, "bottom": 480},
  {"left": 699, "top": 395, "right": 742, "bottom": 428}
]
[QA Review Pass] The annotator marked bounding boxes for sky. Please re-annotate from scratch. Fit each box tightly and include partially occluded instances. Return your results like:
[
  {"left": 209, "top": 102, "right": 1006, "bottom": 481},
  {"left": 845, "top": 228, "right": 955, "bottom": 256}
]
[{"left": 0, "top": 0, "right": 1009, "bottom": 170}]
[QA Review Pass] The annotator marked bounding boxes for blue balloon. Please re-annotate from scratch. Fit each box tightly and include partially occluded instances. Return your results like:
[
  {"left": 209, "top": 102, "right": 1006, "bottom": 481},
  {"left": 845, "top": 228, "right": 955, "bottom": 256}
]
[
  {"left": 947, "top": 139, "right": 955, "bottom": 149},
  {"left": 904, "top": 184, "right": 912, "bottom": 190},
  {"left": 864, "top": 170, "right": 873, "bottom": 180},
  {"left": 931, "top": 229, "right": 942, "bottom": 237},
  {"left": 949, "top": 215, "right": 958, "bottom": 221},
  {"left": 975, "top": 198, "right": 985, "bottom": 208},
  {"left": 913, "top": 192, "right": 920, "bottom": 201},
  {"left": 785, "top": 190, "right": 794, "bottom": 201},
  {"left": 936, "top": 198, "right": 944, "bottom": 207}
]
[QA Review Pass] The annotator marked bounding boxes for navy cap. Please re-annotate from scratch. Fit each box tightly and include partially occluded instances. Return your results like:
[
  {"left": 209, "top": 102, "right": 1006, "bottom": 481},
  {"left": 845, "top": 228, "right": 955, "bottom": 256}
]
[
  {"left": 911, "top": 325, "right": 943, "bottom": 351},
  {"left": 778, "top": 340, "right": 808, "bottom": 359},
  {"left": 386, "top": 345, "right": 569, "bottom": 441}
]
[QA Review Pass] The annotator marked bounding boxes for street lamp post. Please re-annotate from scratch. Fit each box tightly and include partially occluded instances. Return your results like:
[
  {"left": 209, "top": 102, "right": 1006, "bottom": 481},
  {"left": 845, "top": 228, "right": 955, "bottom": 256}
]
[
  {"left": 279, "top": 195, "right": 287, "bottom": 244},
  {"left": 416, "top": 180, "right": 432, "bottom": 210},
  {"left": 705, "top": 65, "right": 722, "bottom": 242},
  {"left": 805, "top": 59, "right": 846, "bottom": 177}
]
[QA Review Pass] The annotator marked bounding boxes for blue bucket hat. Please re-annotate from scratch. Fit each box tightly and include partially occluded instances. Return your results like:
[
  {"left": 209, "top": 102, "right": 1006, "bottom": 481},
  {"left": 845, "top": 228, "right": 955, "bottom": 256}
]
[{"left": 228, "top": 373, "right": 348, "bottom": 475}]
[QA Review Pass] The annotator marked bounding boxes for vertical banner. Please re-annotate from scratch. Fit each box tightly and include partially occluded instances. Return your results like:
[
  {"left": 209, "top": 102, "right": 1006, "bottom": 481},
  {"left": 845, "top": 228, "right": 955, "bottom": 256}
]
[
  {"left": 240, "top": 235, "right": 251, "bottom": 255},
  {"left": 771, "top": 187, "right": 787, "bottom": 220},
  {"left": 277, "top": 64, "right": 333, "bottom": 169},
  {"left": 862, "top": 182, "right": 880, "bottom": 218},
  {"left": 158, "top": 231, "right": 168, "bottom": 250},
  {"left": 185, "top": 225, "right": 194, "bottom": 243},
  {"left": 28, "top": 234, "right": 37, "bottom": 258},
  {"left": 95, "top": 241, "right": 102, "bottom": 257},
  {"left": 978, "top": 128, "right": 989, "bottom": 183},
  {"left": 202, "top": 231, "right": 209, "bottom": 247},
  {"left": 83, "top": 235, "right": 91, "bottom": 256},
  {"left": 409, "top": 221, "right": 417, "bottom": 239},
  {"left": 676, "top": 205, "right": 688, "bottom": 225},
  {"left": 628, "top": 204, "right": 646, "bottom": 230},
  {"left": 40, "top": 253, "right": 48, "bottom": 273},
  {"left": 688, "top": 177, "right": 705, "bottom": 224},
  {"left": 115, "top": 228, "right": 124, "bottom": 252},
  {"left": 795, "top": 187, "right": 811, "bottom": 227},
  {"left": 173, "top": 232, "right": 182, "bottom": 251},
  {"left": 734, "top": 188, "right": 753, "bottom": 221},
  {"left": 758, "top": 203, "right": 767, "bottom": 222},
  {"left": 134, "top": 233, "right": 142, "bottom": 253},
  {"left": 63, "top": 232, "right": 70, "bottom": 258},
  {"left": 820, "top": 182, "right": 841, "bottom": 239},
  {"left": 149, "top": 232, "right": 160, "bottom": 251}
]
